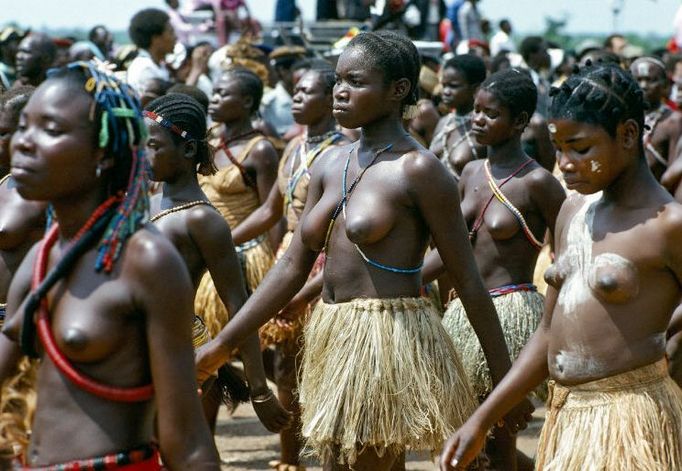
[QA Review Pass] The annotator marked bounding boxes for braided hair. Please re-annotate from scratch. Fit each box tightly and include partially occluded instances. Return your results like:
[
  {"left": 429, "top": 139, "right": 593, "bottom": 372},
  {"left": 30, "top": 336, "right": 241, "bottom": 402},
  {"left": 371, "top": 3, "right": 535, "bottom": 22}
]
[
  {"left": 0, "top": 86, "right": 35, "bottom": 119},
  {"left": 549, "top": 63, "right": 645, "bottom": 146},
  {"left": 479, "top": 68, "right": 537, "bottom": 123},
  {"left": 146, "top": 93, "right": 216, "bottom": 176},
  {"left": 443, "top": 54, "right": 487, "bottom": 87},
  {"left": 346, "top": 31, "right": 421, "bottom": 111},
  {"left": 45, "top": 61, "right": 149, "bottom": 273}
]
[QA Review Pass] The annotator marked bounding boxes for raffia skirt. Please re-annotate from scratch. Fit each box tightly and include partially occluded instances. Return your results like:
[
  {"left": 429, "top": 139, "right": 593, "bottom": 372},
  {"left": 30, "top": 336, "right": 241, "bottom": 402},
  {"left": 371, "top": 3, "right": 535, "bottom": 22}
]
[
  {"left": 259, "top": 231, "right": 324, "bottom": 349},
  {"left": 536, "top": 359, "right": 682, "bottom": 471},
  {"left": 0, "top": 357, "right": 38, "bottom": 461},
  {"left": 442, "top": 284, "right": 545, "bottom": 400},
  {"left": 299, "top": 297, "right": 476, "bottom": 465},
  {"left": 194, "top": 235, "right": 275, "bottom": 337}
]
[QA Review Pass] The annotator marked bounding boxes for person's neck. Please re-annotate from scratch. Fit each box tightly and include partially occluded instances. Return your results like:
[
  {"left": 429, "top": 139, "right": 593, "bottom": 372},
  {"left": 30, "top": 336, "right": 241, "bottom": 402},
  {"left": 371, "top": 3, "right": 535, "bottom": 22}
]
[
  {"left": 601, "top": 155, "right": 663, "bottom": 207},
  {"left": 455, "top": 102, "right": 474, "bottom": 117},
  {"left": 52, "top": 188, "right": 109, "bottom": 242},
  {"left": 358, "top": 115, "right": 407, "bottom": 155},
  {"left": 307, "top": 114, "right": 337, "bottom": 138},
  {"left": 646, "top": 99, "right": 666, "bottom": 114},
  {"left": 487, "top": 136, "right": 528, "bottom": 169},
  {"left": 222, "top": 118, "right": 254, "bottom": 141},
  {"left": 146, "top": 46, "right": 166, "bottom": 65},
  {"left": 161, "top": 172, "right": 205, "bottom": 204}
]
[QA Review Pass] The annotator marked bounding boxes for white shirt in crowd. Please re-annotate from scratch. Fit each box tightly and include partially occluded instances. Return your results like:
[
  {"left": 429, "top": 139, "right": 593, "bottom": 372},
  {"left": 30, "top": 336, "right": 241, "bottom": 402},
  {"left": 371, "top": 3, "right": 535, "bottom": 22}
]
[
  {"left": 490, "top": 30, "right": 515, "bottom": 56},
  {"left": 126, "top": 49, "right": 170, "bottom": 95}
]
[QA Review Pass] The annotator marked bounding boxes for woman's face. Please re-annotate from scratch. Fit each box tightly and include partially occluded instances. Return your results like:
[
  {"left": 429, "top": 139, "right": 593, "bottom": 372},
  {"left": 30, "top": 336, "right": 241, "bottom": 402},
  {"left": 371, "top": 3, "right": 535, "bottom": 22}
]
[
  {"left": 145, "top": 120, "right": 185, "bottom": 182},
  {"left": 471, "top": 89, "right": 517, "bottom": 146},
  {"left": 292, "top": 71, "right": 331, "bottom": 126},
  {"left": 10, "top": 80, "right": 99, "bottom": 201},
  {"left": 440, "top": 66, "right": 475, "bottom": 110},
  {"left": 209, "top": 76, "right": 248, "bottom": 123},
  {"left": 549, "top": 118, "right": 625, "bottom": 194},
  {"left": 333, "top": 47, "right": 392, "bottom": 129}
]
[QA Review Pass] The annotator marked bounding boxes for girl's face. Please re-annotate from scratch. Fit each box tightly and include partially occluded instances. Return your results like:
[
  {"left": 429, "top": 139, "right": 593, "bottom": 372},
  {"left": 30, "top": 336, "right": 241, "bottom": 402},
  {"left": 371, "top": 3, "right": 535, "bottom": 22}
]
[
  {"left": 292, "top": 71, "right": 331, "bottom": 126},
  {"left": 145, "top": 120, "right": 186, "bottom": 183},
  {"left": 471, "top": 89, "right": 519, "bottom": 146},
  {"left": 209, "top": 76, "right": 250, "bottom": 123},
  {"left": 333, "top": 47, "right": 393, "bottom": 129},
  {"left": 10, "top": 80, "right": 99, "bottom": 201},
  {"left": 549, "top": 118, "right": 625, "bottom": 194},
  {"left": 440, "top": 66, "right": 475, "bottom": 110}
]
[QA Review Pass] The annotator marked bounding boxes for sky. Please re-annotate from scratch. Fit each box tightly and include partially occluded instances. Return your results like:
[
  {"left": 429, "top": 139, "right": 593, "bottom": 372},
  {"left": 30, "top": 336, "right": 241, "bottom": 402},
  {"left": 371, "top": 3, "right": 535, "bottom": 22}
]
[{"left": 2, "top": 0, "right": 681, "bottom": 36}]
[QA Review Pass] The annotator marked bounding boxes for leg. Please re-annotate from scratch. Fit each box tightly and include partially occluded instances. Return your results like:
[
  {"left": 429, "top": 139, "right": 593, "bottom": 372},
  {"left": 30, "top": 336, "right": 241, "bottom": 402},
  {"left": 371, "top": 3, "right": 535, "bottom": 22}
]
[
  {"left": 323, "top": 446, "right": 402, "bottom": 471},
  {"left": 486, "top": 427, "right": 517, "bottom": 471},
  {"left": 274, "top": 343, "right": 303, "bottom": 466},
  {"left": 200, "top": 377, "right": 220, "bottom": 434}
]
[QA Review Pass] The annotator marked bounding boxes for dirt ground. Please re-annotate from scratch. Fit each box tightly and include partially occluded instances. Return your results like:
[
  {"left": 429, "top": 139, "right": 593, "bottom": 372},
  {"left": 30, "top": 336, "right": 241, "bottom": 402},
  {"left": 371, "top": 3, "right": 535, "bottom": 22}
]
[{"left": 214, "top": 397, "right": 545, "bottom": 470}]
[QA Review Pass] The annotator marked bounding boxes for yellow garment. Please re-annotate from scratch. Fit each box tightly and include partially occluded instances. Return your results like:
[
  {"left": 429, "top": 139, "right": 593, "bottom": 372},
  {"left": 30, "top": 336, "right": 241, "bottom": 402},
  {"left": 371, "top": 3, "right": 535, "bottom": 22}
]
[
  {"left": 300, "top": 297, "right": 476, "bottom": 465},
  {"left": 195, "top": 135, "right": 275, "bottom": 336},
  {"left": 277, "top": 136, "right": 308, "bottom": 232},
  {"left": 536, "top": 359, "right": 682, "bottom": 471},
  {"left": 0, "top": 358, "right": 38, "bottom": 460}
]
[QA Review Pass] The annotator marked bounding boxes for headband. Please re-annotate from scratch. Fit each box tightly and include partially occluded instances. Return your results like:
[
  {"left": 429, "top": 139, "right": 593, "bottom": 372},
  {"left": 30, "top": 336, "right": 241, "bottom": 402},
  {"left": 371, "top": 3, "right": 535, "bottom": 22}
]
[{"left": 143, "top": 110, "right": 192, "bottom": 140}]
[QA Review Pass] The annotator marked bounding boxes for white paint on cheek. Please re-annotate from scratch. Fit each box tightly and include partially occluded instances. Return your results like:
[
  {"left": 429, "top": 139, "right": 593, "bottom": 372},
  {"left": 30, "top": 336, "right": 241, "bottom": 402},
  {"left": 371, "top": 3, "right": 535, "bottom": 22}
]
[{"left": 590, "top": 160, "right": 602, "bottom": 173}]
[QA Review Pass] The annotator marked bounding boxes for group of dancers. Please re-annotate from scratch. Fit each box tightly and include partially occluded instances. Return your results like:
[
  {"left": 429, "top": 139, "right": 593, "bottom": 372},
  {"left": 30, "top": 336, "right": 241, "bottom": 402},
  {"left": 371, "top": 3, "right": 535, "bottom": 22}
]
[{"left": 0, "top": 27, "right": 681, "bottom": 471}]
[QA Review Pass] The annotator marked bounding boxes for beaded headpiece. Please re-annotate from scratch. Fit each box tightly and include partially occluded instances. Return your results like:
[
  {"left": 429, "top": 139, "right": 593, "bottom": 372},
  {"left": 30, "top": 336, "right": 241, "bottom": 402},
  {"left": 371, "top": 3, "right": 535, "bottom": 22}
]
[
  {"left": 47, "top": 60, "right": 150, "bottom": 273},
  {"left": 143, "top": 110, "right": 191, "bottom": 139}
]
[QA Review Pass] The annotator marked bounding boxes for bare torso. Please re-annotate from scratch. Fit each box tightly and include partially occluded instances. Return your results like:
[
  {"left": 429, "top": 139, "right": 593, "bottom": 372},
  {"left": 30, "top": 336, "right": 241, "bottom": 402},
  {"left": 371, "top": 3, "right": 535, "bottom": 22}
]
[{"left": 430, "top": 113, "right": 486, "bottom": 177}]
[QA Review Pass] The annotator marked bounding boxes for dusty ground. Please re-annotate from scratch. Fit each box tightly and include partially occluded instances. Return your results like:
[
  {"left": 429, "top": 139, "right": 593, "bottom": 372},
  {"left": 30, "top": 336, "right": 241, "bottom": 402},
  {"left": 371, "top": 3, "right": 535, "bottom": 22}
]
[{"left": 214, "top": 398, "right": 545, "bottom": 470}]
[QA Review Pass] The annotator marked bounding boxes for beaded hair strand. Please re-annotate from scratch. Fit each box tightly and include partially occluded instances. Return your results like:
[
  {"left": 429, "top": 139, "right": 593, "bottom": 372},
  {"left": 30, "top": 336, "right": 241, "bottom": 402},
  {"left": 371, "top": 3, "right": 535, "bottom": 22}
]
[{"left": 48, "top": 61, "right": 150, "bottom": 273}]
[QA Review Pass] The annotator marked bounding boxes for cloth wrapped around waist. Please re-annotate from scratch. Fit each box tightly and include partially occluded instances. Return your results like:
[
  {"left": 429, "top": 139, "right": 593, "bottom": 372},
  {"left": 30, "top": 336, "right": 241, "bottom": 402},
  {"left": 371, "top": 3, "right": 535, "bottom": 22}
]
[
  {"left": 16, "top": 443, "right": 160, "bottom": 470},
  {"left": 536, "top": 359, "right": 682, "bottom": 471},
  {"left": 299, "top": 296, "right": 476, "bottom": 465}
]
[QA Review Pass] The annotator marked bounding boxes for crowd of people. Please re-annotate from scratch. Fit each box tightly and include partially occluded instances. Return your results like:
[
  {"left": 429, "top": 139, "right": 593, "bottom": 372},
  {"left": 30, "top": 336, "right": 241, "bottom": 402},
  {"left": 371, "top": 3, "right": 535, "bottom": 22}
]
[{"left": 2, "top": 1, "right": 682, "bottom": 470}]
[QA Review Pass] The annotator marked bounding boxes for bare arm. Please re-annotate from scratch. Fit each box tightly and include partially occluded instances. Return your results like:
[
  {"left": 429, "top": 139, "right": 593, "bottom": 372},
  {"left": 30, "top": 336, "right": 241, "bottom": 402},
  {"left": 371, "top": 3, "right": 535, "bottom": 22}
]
[
  {"left": 129, "top": 232, "right": 219, "bottom": 469},
  {"left": 407, "top": 153, "right": 511, "bottom": 384},
  {"left": 231, "top": 176, "right": 284, "bottom": 245},
  {"left": 246, "top": 140, "right": 282, "bottom": 247}
]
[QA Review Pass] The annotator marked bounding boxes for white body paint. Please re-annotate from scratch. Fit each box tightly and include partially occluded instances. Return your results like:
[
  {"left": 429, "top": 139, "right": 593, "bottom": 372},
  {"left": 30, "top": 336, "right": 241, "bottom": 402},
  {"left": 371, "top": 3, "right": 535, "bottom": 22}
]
[{"left": 590, "top": 160, "right": 602, "bottom": 173}]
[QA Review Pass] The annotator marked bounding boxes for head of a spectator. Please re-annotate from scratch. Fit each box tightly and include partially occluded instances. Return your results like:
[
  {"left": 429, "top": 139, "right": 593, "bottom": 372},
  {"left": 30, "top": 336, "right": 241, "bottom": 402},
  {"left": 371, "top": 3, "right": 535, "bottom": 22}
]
[
  {"left": 630, "top": 56, "right": 669, "bottom": 111},
  {"left": 15, "top": 33, "right": 57, "bottom": 86},
  {"left": 269, "top": 45, "right": 307, "bottom": 96},
  {"left": 603, "top": 34, "right": 627, "bottom": 56},
  {"left": 499, "top": 19, "right": 512, "bottom": 35},
  {"left": 128, "top": 8, "right": 176, "bottom": 58},
  {"left": 579, "top": 49, "right": 621, "bottom": 68},
  {"left": 167, "top": 83, "right": 209, "bottom": 113},
  {"left": 0, "top": 27, "right": 27, "bottom": 68},
  {"left": 53, "top": 37, "right": 75, "bottom": 68},
  {"left": 440, "top": 53, "right": 486, "bottom": 112},
  {"left": 69, "top": 41, "right": 104, "bottom": 62},
  {"left": 520, "top": 36, "right": 550, "bottom": 73},
  {"left": 88, "top": 25, "right": 113, "bottom": 59},
  {"left": 0, "top": 85, "right": 34, "bottom": 172},
  {"left": 139, "top": 77, "right": 174, "bottom": 108},
  {"left": 490, "top": 52, "right": 511, "bottom": 74},
  {"left": 164, "top": 0, "right": 181, "bottom": 10}
]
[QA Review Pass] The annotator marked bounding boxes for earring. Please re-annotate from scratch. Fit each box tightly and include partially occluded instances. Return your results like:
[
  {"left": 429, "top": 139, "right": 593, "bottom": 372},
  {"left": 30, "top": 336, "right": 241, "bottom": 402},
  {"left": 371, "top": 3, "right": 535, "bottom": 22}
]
[{"left": 96, "top": 164, "right": 103, "bottom": 178}]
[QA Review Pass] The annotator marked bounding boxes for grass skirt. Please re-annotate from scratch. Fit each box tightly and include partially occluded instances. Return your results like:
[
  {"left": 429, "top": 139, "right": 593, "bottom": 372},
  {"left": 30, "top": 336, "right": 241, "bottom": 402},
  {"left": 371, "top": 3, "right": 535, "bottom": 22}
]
[
  {"left": 441, "top": 286, "right": 545, "bottom": 400},
  {"left": 0, "top": 358, "right": 38, "bottom": 460},
  {"left": 259, "top": 232, "right": 324, "bottom": 349},
  {"left": 194, "top": 236, "right": 274, "bottom": 337},
  {"left": 536, "top": 359, "right": 682, "bottom": 471},
  {"left": 299, "top": 297, "right": 476, "bottom": 465}
]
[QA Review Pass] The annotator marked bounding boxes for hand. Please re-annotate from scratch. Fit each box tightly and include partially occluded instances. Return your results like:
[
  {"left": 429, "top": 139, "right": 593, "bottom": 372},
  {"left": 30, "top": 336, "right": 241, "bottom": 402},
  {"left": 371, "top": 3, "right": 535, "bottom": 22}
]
[
  {"left": 251, "top": 388, "right": 293, "bottom": 432},
  {"left": 277, "top": 295, "right": 307, "bottom": 323},
  {"left": 500, "top": 397, "right": 534, "bottom": 435},
  {"left": 191, "top": 44, "right": 211, "bottom": 73},
  {"left": 195, "top": 340, "right": 229, "bottom": 385},
  {"left": 439, "top": 419, "right": 487, "bottom": 471}
]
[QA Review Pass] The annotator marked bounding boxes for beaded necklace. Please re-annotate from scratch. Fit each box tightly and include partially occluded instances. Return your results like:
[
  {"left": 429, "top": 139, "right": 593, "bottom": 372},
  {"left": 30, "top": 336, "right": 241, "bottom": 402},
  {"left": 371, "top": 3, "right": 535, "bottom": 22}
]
[
  {"left": 305, "top": 129, "right": 339, "bottom": 145},
  {"left": 0, "top": 173, "right": 10, "bottom": 188},
  {"left": 324, "top": 142, "right": 424, "bottom": 274},
  {"left": 150, "top": 200, "right": 217, "bottom": 222},
  {"left": 469, "top": 158, "right": 534, "bottom": 244}
]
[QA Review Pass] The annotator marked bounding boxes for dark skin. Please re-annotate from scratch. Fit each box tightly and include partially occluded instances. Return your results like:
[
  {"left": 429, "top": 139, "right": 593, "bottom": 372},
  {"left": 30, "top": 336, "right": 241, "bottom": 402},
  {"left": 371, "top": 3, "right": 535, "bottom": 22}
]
[
  {"left": 405, "top": 98, "right": 441, "bottom": 147},
  {"left": 196, "top": 45, "right": 523, "bottom": 471},
  {"left": 14, "top": 35, "right": 54, "bottom": 87},
  {"left": 430, "top": 66, "right": 486, "bottom": 176},
  {"left": 209, "top": 74, "right": 279, "bottom": 246},
  {"left": 521, "top": 113, "right": 556, "bottom": 172},
  {"left": 230, "top": 70, "right": 348, "bottom": 466},
  {"left": 3, "top": 80, "right": 219, "bottom": 468},
  {"left": 630, "top": 59, "right": 682, "bottom": 182},
  {"left": 0, "top": 102, "right": 46, "bottom": 306},
  {"left": 424, "top": 88, "right": 565, "bottom": 470},
  {"left": 145, "top": 119, "right": 291, "bottom": 433},
  {"left": 441, "top": 116, "right": 682, "bottom": 470}
]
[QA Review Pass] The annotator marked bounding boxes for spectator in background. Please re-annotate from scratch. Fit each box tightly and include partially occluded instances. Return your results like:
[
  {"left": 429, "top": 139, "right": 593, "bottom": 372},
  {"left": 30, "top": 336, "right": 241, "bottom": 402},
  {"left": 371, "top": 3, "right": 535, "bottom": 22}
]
[
  {"left": 519, "top": 35, "right": 551, "bottom": 118},
  {"left": 88, "top": 25, "right": 114, "bottom": 60},
  {"left": 127, "top": 8, "right": 176, "bottom": 95},
  {"left": 317, "top": 0, "right": 338, "bottom": 20},
  {"left": 275, "top": 0, "right": 299, "bottom": 22},
  {"left": 52, "top": 37, "right": 74, "bottom": 68},
  {"left": 165, "top": 0, "right": 213, "bottom": 46},
  {"left": 14, "top": 33, "right": 56, "bottom": 88},
  {"left": 68, "top": 40, "right": 105, "bottom": 62},
  {"left": 604, "top": 33, "right": 628, "bottom": 56},
  {"left": 490, "top": 19, "right": 515, "bottom": 56},
  {"left": 457, "top": 0, "right": 483, "bottom": 44},
  {"left": 0, "top": 27, "right": 27, "bottom": 90}
]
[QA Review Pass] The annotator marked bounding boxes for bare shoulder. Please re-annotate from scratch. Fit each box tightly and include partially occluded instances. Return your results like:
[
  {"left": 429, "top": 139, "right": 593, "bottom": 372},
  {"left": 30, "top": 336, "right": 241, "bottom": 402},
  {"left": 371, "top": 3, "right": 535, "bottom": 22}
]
[
  {"left": 658, "top": 200, "right": 682, "bottom": 236},
  {"left": 122, "top": 226, "right": 188, "bottom": 280},
  {"left": 185, "top": 203, "right": 230, "bottom": 233},
  {"left": 318, "top": 142, "right": 354, "bottom": 177},
  {"left": 527, "top": 163, "right": 564, "bottom": 192},
  {"left": 402, "top": 148, "right": 456, "bottom": 192}
]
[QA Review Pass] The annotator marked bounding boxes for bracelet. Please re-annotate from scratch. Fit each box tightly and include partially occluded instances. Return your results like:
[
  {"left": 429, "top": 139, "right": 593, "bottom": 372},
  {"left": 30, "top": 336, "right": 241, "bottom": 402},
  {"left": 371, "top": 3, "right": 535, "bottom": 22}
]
[{"left": 250, "top": 388, "right": 275, "bottom": 403}]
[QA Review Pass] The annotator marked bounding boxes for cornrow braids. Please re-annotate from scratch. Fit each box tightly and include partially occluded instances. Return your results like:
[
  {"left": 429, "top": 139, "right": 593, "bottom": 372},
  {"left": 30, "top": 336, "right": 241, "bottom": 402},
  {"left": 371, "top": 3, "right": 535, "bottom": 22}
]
[
  {"left": 480, "top": 68, "right": 537, "bottom": 122},
  {"left": 549, "top": 62, "right": 645, "bottom": 145},
  {"left": 0, "top": 86, "right": 35, "bottom": 119},
  {"left": 347, "top": 31, "right": 421, "bottom": 111},
  {"left": 45, "top": 61, "right": 150, "bottom": 273},
  {"left": 146, "top": 94, "right": 217, "bottom": 176}
]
